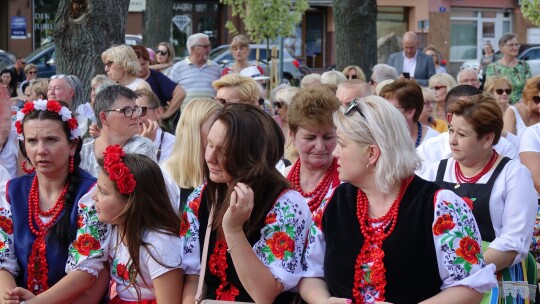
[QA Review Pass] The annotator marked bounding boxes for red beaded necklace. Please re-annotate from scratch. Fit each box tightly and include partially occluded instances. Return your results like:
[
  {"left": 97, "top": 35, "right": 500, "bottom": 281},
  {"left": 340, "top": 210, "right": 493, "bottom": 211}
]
[
  {"left": 455, "top": 149, "right": 498, "bottom": 186},
  {"left": 352, "top": 177, "right": 410, "bottom": 303},
  {"left": 208, "top": 238, "right": 240, "bottom": 300},
  {"left": 26, "top": 176, "right": 69, "bottom": 294},
  {"left": 289, "top": 158, "right": 337, "bottom": 212}
]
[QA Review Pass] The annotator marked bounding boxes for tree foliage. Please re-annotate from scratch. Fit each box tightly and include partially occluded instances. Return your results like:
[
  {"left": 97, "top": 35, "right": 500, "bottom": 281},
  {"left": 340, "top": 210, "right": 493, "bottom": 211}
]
[
  {"left": 521, "top": 0, "right": 540, "bottom": 26},
  {"left": 143, "top": 0, "right": 174, "bottom": 48},
  {"left": 220, "top": 0, "right": 309, "bottom": 42}
]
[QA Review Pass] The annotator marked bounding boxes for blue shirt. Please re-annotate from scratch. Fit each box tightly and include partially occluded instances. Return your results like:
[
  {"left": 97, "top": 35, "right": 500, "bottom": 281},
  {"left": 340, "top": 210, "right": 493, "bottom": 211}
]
[{"left": 146, "top": 69, "right": 178, "bottom": 107}]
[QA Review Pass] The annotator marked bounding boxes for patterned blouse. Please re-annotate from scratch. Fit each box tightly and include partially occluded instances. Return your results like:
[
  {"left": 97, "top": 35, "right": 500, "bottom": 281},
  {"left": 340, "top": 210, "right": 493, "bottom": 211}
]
[{"left": 486, "top": 60, "right": 531, "bottom": 104}]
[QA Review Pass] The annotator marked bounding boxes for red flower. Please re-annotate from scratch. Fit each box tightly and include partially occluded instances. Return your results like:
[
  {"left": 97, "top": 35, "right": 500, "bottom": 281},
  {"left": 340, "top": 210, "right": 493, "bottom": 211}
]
[
  {"left": 67, "top": 118, "right": 78, "bottom": 130},
  {"left": 189, "top": 197, "right": 200, "bottom": 217},
  {"left": 116, "top": 173, "right": 136, "bottom": 195},
  {"left": 46, "top": 100, "right": 62, "bottom": 113},
  {"left": 21, "top": 102, "right": 34, "bottom": 114},
  {"left": 456, "top": 236, "right": 480, "bottom": 264},
  {"left": 461, "top": 197, "right": 474, "bottom": 210},
  {"left": 73, "top": 233, "right": 101, "bottom": 256},
  {"left": 266, "top": 232, "right": 294, "bottom": 260},
  {"left": 313, "top": 209, "right": 323, "bottom": 229},
  {"left": 0, "top": 241, "right": 4, "bottom": 250},
  {"left": 103, "top": 145, "right": 125, "bottom": 169},
  {"left": 15, "top": 120, "right": 22, "bottom": 134},
  {"left": 433, "top": 214, "right": 455, "bottom": 236},
  {"left": 107, "top": 163, "right": 130, "bottom": 181},
  {"left": 265, "top": 212, "right": 277, "bottom": 225},
  {"left": 77, "top": 215, "right": 84, "bottom": 228},
  {"left": 179, "top": 212, "right": 190, "bottom": 236},
  {"left": 0, "top": 216, "right": 13, "bottom": 234},
  {"left": 116, "top": 263, "right": 131, "bottom": 281}
]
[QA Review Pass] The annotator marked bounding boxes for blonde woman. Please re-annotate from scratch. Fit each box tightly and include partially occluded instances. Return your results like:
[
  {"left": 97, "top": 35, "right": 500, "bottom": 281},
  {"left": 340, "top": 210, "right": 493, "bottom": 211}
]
[
  {"left": 420, "top": 87, "right": 448, "bottom": 133},
  {"left": 150, "top": 42, "right": 175, "bottom": 78},
  {"left": 162, "top": 98, "right": 223, "bottom": 209},
  {"left": 428, "top": 73, "right": 458, "bottom": 120},
  {"left": 221, "top": 35, "right": 264, "bottom": 77},
  {"left": 342, "top": 65, "right": 366, "bottom": 81},
  {"left": 484, "top": 75, "right": 512, "bottom": 114},
  {"left": 101, "top": 44, "right": 151, "bottom": 91}
]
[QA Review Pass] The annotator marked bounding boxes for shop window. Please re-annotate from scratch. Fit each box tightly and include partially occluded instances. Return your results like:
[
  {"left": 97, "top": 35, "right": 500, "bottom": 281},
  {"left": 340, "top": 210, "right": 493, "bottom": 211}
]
[{"left": 450, "top": 20, "right": 478, "bottom": 61}]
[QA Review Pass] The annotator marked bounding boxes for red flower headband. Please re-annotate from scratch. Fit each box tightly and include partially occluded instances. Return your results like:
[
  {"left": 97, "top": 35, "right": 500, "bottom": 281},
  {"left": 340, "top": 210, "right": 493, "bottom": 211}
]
[
  {"left": 103, "top": 145, "right": 136, "bottom": 195},
  {"left": 15, "top": 99, "right": 80, "bottom": 140}
]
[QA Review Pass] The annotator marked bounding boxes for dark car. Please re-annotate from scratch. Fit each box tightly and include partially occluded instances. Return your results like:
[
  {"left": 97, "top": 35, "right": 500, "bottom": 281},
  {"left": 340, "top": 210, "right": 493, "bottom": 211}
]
[
  {"left": 23, "top": 35, "right": 143, "bottom": 78},
  {"left": 209, "top": 44, "right": 305, "bottom": 85},
  {"left": 0, "top": 51, "right": 16, "bottom": 71}
]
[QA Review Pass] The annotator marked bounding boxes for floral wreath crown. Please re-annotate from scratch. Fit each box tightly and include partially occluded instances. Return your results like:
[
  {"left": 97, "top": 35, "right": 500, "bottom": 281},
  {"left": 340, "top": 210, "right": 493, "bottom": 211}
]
[
  {"left": 103, "top": 145, "right": 137, "bottom": 195},
  {"left": 15, "top": 99, "right": 80, "bottom": 141}
]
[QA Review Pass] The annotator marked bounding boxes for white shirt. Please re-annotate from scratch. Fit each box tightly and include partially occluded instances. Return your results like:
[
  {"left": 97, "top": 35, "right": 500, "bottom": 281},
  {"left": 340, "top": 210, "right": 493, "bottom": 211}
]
[
  {"left": 519, "top": 123, "right": 540, "bottom": 153},
  {"left": 153, "top": 128, "right": 175, "bottom": 164},
  {"left": 0, "top": 128, "right": 18, "bottom": 178},
  {"left": 402, "top": 51, "right": 418, "bottom": 78}
]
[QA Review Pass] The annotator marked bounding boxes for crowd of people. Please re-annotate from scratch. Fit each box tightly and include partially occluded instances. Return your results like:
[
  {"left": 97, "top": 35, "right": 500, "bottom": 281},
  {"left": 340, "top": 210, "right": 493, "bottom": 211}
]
[{"left": 0, "top": 30, "right": 537, "bottom": 304}]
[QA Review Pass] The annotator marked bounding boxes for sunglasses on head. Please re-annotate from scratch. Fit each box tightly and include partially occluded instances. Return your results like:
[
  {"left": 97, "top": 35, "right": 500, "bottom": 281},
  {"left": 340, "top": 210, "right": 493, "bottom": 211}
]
[
  {"left": 156, "top": 50, "right": 168, "bottom": 56},
  {"left": 344, "top": 98, "right": 366, "bottom": 119},
  {"left": 533, "top": 96, "right": 540, "bottom": 105},
  {"left": 495, "top": 88, "right": 512, "bottom": 95}
]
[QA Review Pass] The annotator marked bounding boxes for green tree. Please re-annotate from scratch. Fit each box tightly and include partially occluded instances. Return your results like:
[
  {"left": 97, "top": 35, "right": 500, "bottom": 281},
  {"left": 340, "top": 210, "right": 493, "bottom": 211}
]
[
  {"left": 54, "top": 0, "right": 130, "bottom": 106},
  {"left": 521, "top": 0, "right": 540, "bottom": 26},
  {"left": 333, "top": 0, "right": 377, "bottom": 77},
  {"left": 142, "top": 0, "right": 174, "bottom": 48}
]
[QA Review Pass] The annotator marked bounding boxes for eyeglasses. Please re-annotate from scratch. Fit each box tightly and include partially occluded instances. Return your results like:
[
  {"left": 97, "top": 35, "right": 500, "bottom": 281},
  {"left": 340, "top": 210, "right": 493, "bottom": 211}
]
[
  {"left": 194, "top": 44, "right": 212, "bottom": 49},
  {"left": 348, "top": 75, "right": 358, "bottom": 80},
  {"left": 104, "top": 61, "right": 114, "bottom": 68},
  {"left": 273, "top": 101, "right": 284, "bottom": 108},
  {"left": 495, "top": 88, "right": 512, "bottom": 95},
  {"left": 156, "top": 50, "right": 168, "bottom": 56},
  {"left": 105, "top": 106, "right": 146, "bottom": 118},
  {"left": 432, "top": 85, "right": 447, "bottom": 91},
  {"left": 533, "top": 96, "right": 540, "bottom": 105},
  {"left": 344, "top": 98, "right": 366, "bottom": 119},
  {"left": 26, "top": 71, "right": 37, "bottom": 75},
  {"left": 139, "top": 105, "right": 159, "bottom": 113},
  {"left": 213, "top": 97, "right": 228, "bottom": 105},
  {"left": 504, "top": 43, "right": 521, "bottom": 48}
]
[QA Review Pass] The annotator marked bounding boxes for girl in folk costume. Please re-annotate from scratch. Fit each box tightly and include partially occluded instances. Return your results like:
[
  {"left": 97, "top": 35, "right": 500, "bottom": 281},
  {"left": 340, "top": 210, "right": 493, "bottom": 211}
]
[
  {"left": 0, "top": 99, "right": 110, "bottom": 303},
  {"left": 93, "top": 146, "right": 185, "bottom": 304}
]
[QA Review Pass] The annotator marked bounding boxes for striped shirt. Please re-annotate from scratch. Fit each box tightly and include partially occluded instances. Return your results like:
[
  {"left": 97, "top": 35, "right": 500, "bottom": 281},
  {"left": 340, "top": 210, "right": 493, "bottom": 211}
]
[{"left": 170, "top": 57, "right": 221, "bottom": 104}]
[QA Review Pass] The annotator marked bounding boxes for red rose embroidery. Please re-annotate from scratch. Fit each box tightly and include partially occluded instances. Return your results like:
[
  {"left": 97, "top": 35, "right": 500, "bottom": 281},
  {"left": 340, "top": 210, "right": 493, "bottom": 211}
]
[
  {"left": 313, "top": 209, "right": 323, "bottom": 229},
  {"left": 21, "top": 102, "right": 34, "bottom": 114},
  {"left": 67, "top": 118, "right": 78, "bottom": 130},
  {"left": 116, "top": 263, "right": 131, "bottom": 281},
  {"left": 0, "top": 241, "right": 5, "bottom": 250},
  {"left": 73, "top": 233, "right": 101, "bottom": 256},
  {"left": 461, "top": 197, "right": 475, "bottom": 210},
  {"left": 47, "top": 100, "right": 62, "bottom": 113},
  {"left": 0, "top": 216, "right": 13, "bottom": 234},
  {"left": 189, "top": 198, "right": 200, "bottom": 217},
  {"left": 15, "top": 121, "right": 22, "bottom": 134},
  {"left": 77, "top": 215, "right": 84, "bottom": 228},
  {"left": 433, "top": 214, "right": 456, "bottom": 236},
  {"left": 265, "top": 212, "right": 277, "bottom": 225},
  {"left": 266, "top": 232, "right": 294, "bottom": 260},
  {"left": 179, "top": 212, "right": 190, "bottom": 236},
  {"left": 456, "top": 236, "right": 480, "bottom": 264}
]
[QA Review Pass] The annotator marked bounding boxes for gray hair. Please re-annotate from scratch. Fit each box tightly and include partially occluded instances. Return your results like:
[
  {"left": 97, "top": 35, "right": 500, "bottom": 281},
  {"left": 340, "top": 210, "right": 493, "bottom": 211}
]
[
  {"left": 101, "top": 45, "right": 140, "bottom": 76},
  {"left": 300, "top": 73, "right": 321, "bottom": 89},
  {"left": 456, "top": 68, "right": 478, "bottom": 83},
  {"left": 321, "top": 70, "right": 347, "bottom": 86},
  {"left": 274, "top": 87, "right": 300, "bottom": 107},
  {"left": 372, "top": 64, "right": 398, "bottom": 83},
  {"left": 333, "top": 95, "right": 420, "bottom": 192},
  {"left": 187, "top": 33, "right": 210, "bottom": 55},
  {"left": 94, "top": 84, "right": 139, "bottom": 128},
  {"left": 498, "top": 33, "right": 518, "bottom": 47}
]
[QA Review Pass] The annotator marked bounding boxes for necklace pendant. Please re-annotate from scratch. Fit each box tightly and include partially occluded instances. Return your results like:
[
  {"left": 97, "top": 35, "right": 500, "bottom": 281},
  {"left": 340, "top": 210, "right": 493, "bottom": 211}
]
[{"left": 454, "top": 184, "right": 460, "bottom": 189}]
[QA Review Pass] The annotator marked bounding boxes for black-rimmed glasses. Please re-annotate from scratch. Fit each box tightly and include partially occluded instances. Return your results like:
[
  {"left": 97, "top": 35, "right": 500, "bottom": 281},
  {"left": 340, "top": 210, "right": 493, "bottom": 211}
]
[
  {"left": 105, "top": 106, "right": 146, "bottom": 118},
  {"left": 140, "top": 105, "right": 159, "bottom": 113},
  {"left": 344, "top": 98, "right": 366, "bottom": 118},
  {"left": 104, "top": 61, "right": 114, "bottom": 68}
]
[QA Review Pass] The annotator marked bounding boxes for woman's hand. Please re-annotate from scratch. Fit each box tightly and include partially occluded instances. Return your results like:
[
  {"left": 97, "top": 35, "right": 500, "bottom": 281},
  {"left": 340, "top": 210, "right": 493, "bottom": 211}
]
[
  {"left": 3, "top": 287, "right": 35, "bottom": 304},
  {"left": 222, "top": 183, "right": 254, "bottom": 234},
  {"left": 140, "top": 119, "right": 158, "bottom": 140},
  {"left": 89, "top": 123, "right": 101, "bottom": 138}
]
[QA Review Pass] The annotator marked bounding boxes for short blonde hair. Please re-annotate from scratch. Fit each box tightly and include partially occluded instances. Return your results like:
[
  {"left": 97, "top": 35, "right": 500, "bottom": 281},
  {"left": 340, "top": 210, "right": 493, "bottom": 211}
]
[
  {"left": 333, "top": 95, "right": 420, "bottom": 192},
  {"left": 101, "top": 44, "right": 140, "bottom": 76},
  {"left": 342, "top": 65, "right": 366, "bottom": 81},
  {"left": 428, "top": 73, "right": 457, "bottom": 90},
  {"left": 321, "top": 70, "right": 347, "bottom": 86},
  {"left": 484, "top": 76, "right": 512, "bottom": 95},
  {"left": 230, "top": 35, "right": 250, "bottom": 49},
  {"left": 301, "top": 74, "right": 321, "bottom": 89},
  {"left": 274, "top": 87, "right": 300, "bottom": 107},
  {"left": 29, "top": 78, "right": 49, "bottom": 99},
  {"left": 164, "top": 98, "right": 223, "bottom": 188},
  {"left": 212, "top": 74, "right": 260, "bottom": 105}
]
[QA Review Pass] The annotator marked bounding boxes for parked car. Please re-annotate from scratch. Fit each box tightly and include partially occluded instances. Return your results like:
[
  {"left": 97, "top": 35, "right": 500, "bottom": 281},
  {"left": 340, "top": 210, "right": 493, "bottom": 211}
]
[
  {"left": 460, "top": 44, "right": 540, "bottom": 77},
  {"left": 209, "top": 44, "right": 304, "bottom": 85},
  {"left": 21, "top": 35, "right": 143, "bottom": 79},
  {"left": 0, "top": 50, "right": 16, "bottom": 71}
]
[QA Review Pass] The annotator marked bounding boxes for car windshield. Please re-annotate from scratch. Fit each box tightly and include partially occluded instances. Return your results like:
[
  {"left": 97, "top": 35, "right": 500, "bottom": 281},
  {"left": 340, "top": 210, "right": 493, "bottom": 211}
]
[
  {"left": 209, "top": 46, "right": 229, "bottom": 60},
  {"left": 25, "top": 43, "right": 54, "bottom": 61}
]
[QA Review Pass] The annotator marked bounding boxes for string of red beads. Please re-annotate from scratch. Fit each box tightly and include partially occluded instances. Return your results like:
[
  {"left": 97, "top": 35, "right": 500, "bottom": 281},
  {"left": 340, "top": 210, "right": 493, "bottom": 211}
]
[
  {"left": 455, "top": 149, "right": 498, "bottom": 184},
  {"left": 352, "top": 177, "right": 410, "bottom": 303},
  {"left": 208, "top": 238, "right": 240, "bottom": 300},
  {"left": 289, "top": 158, "right": 337, "bottom": 212}
]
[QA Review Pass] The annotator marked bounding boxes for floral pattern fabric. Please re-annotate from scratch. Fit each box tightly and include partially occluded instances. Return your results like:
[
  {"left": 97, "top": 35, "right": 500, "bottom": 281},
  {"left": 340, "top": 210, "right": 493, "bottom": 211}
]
[
  {"left": 182, "top": 184, "right": 311, "bottom": 291},
  {"left": 486, "top": 60, "right": 531, "bottom": 104}
]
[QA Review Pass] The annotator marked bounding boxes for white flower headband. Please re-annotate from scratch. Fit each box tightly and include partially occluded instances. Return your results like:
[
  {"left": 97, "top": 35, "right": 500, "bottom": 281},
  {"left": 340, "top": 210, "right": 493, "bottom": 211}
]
[{"left": 15, "top": 99, "right": 81, "bottom": 140}]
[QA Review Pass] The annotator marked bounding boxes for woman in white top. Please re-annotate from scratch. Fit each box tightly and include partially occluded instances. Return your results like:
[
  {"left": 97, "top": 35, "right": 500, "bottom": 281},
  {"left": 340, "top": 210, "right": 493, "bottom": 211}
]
[
  {"left": 504, "top": 75, "right": 540, "bottom": 140},
  {"left": 102, "top": 45, "right": 151, "bottom": 92},
  {"left": 422, "top": 94, "right": 537, "bottom": 303}
]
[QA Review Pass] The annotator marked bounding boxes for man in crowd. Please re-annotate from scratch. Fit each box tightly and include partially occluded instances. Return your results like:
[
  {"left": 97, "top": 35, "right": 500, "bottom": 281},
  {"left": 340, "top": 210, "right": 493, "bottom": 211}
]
[
  {"left": 369, "top": 64, "right": 398, "bottom": 94},
  {"left": 336, "top": 79, "right": 371, "bottom": 107},
  {"left": 456, "top": 68, "right": 481, "bottom": 89},
  {"left": 9, "top": 56, "right": 26, "bottom": 84},
  {"left": 387, "top": 31, "right": 435, "bottom": 86}
]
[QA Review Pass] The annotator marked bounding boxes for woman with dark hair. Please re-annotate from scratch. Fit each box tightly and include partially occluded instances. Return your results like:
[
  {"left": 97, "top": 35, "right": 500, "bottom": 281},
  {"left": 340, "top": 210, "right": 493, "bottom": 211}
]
[
  {"left": 182, "top": 103, "right": 310, "bottom": 303},
  {"left": 0, "top": 69, "right": 16, "bottom": 98},
  {"left": 0, "top": 100, "right": 109, "bottom": 303}
]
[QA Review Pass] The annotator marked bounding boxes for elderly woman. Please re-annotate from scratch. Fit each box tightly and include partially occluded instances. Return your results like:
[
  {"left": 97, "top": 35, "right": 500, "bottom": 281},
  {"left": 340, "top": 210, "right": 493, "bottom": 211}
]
[
  {"left": 484, "top": 75, "right": 512, "bottom": 114},
  {"left": 273, "top": 87, "right": 300, "bottom": 146},
  {"left": 424, "top": 45, "right": 447, "bottom": 74},
  {"left": 423, "top": 94, "right": 537, "bottom": 303},
  {"left": 321, "top": 71, "right": 347, "bottom": 87},
  {"left": 162, "top": 98, "right": 222, "bottom": 210},
  {"left": 212, "top": 73, "right": 260, "bottom": 106},
  {"left": 47, "top": 74, "right": 82, "bottom": 110},
  {"left": 486, "top": 33, "right": 531, "bottom": 104},
  {"left": 102, "top": 45, "right": 151, "bottom": 92},
  {"left": 221, "top": 35, "right": 264, "bottom": 77},
  {"left": 182, "top": 103, "right": 310, "bottom": 303},
  {"left": 150, "top": 42, "right": 175, "bottom": 78},
  {"left": 284, "top": 86, "right": 340, "bottom": 219},
  {"left": 420, "top": 86, "right": 448, "bottom": 133},
  {"left": 299, "top": 96, "right": 496, "bottom": 303},
  {"left": 503, "top": 75, "right": 540, "bottom": 141},
  {"left": 380, "top": 79, "right": 440, "bottom": 147},
  {"left": 342, "top": 65, "right": 366, "bottom": 81},
  {"left": 0, "top": 99, "right": 109, "bottom": 303},
  {"left": 26, "top": 79, "right": 48, "bottom": 103},
  {"left": 429, "top": 73, "right": 458, "bottom": 120}
]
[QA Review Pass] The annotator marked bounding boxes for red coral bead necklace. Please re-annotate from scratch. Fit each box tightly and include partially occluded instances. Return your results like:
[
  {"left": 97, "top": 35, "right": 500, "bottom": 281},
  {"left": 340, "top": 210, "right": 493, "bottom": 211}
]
[
  {"left": 289, "top": 158, "right": 337, "bottom": 212},
  {"left": 454, "top": 149, "right": 498, "bottom": 187}
]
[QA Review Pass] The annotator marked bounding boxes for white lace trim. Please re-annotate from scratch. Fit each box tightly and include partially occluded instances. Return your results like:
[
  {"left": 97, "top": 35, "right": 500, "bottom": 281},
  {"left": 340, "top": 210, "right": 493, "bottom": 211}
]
[{"left": 498, "top": 281, "right": 536, "bottom": 301}]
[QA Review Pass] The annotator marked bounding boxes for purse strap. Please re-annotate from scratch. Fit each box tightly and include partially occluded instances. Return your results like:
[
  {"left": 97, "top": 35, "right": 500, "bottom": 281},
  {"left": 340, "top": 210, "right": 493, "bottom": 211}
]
[{"left": 195, "top": 206, "right": 214, "bottom": 304}]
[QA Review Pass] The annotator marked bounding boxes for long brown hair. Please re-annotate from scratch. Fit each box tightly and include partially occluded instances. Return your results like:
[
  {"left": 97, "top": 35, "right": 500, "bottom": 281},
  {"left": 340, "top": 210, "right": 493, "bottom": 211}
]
[
  {"left": 206, "top": 104, "right": 289, "bottom": 236},
  {"left": 98, "top": 154, "right": 181, "bottom": 300}
]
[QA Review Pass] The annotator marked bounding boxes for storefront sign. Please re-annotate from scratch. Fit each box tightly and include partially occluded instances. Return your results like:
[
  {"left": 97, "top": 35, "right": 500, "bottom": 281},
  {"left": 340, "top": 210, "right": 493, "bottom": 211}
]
[
  {"left": 129, "top": 0, "right": 146, "bottom": 12},
  {"left": 11, "top": 17, "right": 27, "bottom": 39}
]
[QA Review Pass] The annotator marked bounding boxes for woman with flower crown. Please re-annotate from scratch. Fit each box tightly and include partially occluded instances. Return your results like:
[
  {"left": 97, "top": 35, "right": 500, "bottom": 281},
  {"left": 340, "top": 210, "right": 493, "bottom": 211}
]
[
  {"left": 0, "top": 99, "right": 110, "bottom": 304},
  {"left": 93, "top": 146, "right": 184, "bottom": 304},
  {"left": 182, "top": 103, "right": 311, "bottom": 303},
  {"left": 298, "top": 96, "right": 497, "bottom": 304}
]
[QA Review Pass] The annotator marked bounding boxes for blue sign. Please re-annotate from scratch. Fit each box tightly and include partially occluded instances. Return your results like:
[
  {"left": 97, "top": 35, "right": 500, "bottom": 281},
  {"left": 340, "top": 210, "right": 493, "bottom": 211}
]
[
  {"left": 439, "top": 6, "right": 447, "bottom": 13},
  {"left": 11, "top": 16, "right": 27, "bottom": 39}
]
